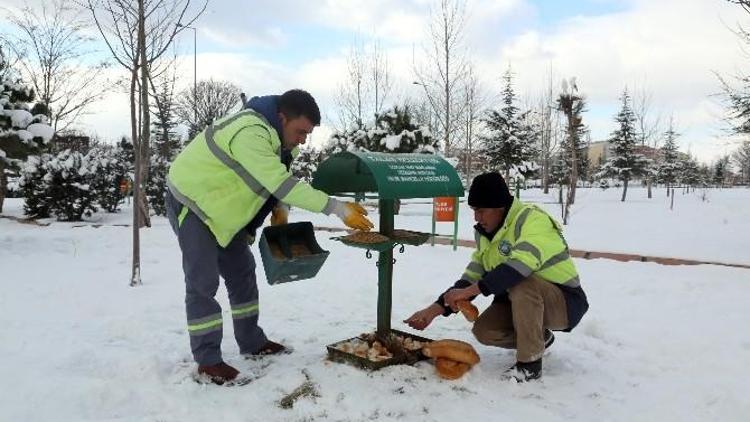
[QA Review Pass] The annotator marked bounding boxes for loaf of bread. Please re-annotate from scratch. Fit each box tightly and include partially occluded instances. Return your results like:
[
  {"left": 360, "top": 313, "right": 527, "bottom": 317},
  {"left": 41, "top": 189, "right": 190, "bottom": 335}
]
[
  {"left": 456, "top": 300, "right": 479, "bottom": 322},
  {"left": 422, "top": 339, "right": 480, "bottom": 365},
  {"left": 435, "top": 357, "right": 471, "bottom": 380}
]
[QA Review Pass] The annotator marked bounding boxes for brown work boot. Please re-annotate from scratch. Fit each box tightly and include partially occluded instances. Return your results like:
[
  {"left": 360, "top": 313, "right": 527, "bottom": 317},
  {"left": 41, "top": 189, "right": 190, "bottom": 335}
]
[
  {"left": 197, "top": 361, "right": 239, "bottom": 385},
  {"left": 248, "top": 340, "right": 290, "bottom": 357}
]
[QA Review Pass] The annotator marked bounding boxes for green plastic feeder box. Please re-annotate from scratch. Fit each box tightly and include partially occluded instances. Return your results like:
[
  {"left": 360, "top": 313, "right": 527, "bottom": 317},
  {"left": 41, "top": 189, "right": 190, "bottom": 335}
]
[{"left": 258, "top": 221, "right": 330, "bottom": 285}]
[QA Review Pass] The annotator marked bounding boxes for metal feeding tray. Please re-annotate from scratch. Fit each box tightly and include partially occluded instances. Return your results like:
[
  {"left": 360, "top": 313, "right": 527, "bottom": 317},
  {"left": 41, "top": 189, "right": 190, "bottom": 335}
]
[
  {"left": 259, "top": 222, "right": 330, "bottom": 285},
  {"left": 332, "top": 231, "right": 395, "bottom": 252},
  {"left": 326, "top": 329, "right": 433, "bottom": 371},
  {"left": 389, "top": 229, "right": 430, "bottom": 246}
]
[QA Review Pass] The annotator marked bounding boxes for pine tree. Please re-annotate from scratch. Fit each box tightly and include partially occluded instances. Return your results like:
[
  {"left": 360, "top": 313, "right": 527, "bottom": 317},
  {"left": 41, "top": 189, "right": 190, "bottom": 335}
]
[
  {"left": 0, "top": 46, "right": 54, "bottom": 212},
  {"left": 291, "top": 145, "right": 323, "bottom": 183},
  {"left": 680, "top": 156, "right": 702, "bottom": 189},
  {"left": 87, "top": 143, "right": 130, "bottom": 212},
  {"left": 322, "top": 105, "right": 437, "bottom": 158},
  {"left": 147, "top": 87, "right": 182, "bottom": 216},
  {"left": 479, "top": 68, "right": 537, "bottom": 176},
  {"left": 657, "top": 121, "right": 680, "bottom": 193},
  {"left": 18, "top": 154, "right": 53, "bottom": 218},
  {"left": 369, "top": 106, "right": 438, "bottom": 153},
  {"left": 19, "top": 149, "right": 97, "bottom": 221},
  {"left": 599, "top": 88, "right": 649, "bottom": 201},
  {"left": 713, "top": 155, "right": 731, "bottom": 187}
]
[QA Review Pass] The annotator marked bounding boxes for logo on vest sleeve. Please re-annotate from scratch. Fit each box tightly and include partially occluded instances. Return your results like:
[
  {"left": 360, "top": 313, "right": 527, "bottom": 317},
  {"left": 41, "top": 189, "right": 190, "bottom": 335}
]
[{"left": 499, "top": 240, "right": 512, "bottom": 256}]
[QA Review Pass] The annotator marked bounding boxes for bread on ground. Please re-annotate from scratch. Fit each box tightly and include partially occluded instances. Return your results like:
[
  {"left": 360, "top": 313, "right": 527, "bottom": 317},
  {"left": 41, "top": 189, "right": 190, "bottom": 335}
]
[
  {"left": 435, "top": 358, "right": 471, "bottom": 380},
  {"left": 422, "top": 339, "right": 480, "bottom": 365}
]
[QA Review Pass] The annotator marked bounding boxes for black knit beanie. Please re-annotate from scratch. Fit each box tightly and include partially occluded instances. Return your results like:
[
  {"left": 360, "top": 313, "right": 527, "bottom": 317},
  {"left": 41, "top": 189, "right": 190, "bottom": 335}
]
[{"left": 468, "top": 172, "right": 513, "bottom": 208}]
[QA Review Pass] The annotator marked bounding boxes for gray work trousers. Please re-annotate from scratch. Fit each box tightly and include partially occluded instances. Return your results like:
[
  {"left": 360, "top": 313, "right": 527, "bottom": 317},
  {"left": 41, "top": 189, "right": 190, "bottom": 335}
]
[{"left": 166, "top": 191, "right": 267, "bottom": 365}]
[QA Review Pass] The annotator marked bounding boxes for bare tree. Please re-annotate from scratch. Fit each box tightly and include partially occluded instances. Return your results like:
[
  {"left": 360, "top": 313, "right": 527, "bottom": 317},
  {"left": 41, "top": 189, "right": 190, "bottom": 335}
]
[
  {"left": 534, "top": 66, "right": 562, "bottom": 194},
  {"left": 334, "top": 39, "right": 392, "bottom": 130},
  {"left": 732, "top": 139, "right": 750, "bottom": 185},
  {"left": 631, "top": 82, "right": 662, "bottom": 198},
  {"left": 458, "top": 63, "right": 486, "bottom": 184},
  {"left": 370, "top": 41, "right": 392, "bottom": 120},
  {"left": 176, "top": 79, "right": 241, "bottom": 137},
  {"left": 7, "top": 0, "right": 110, "bottom": 133},
  {"left": 84, "top": 0, "right": 206, "bottom": 286},
  {"left": 335, "top": 39, "right": 367, "bottom": 129},
  {"left": 413, "top": 0, "right": 470, "bottom": 157},
  {"left": 557, "top": 77, "right": 586, "bottom": 223}
]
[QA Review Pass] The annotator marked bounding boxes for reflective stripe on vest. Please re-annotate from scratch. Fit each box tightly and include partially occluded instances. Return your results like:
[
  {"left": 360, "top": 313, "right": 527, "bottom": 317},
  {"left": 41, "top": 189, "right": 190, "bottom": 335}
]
[{"left": 512, "top": 204, "right": 579, "bottom": 287}]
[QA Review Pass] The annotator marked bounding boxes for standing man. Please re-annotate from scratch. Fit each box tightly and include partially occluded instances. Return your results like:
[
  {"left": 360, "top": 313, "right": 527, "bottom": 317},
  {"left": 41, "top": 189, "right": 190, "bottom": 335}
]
[
  {"left": 166, "top": 89, "right": 373, "bottom": 384},
  {"left": 405, "top": 172, "right": 588, "bottom": 382}
]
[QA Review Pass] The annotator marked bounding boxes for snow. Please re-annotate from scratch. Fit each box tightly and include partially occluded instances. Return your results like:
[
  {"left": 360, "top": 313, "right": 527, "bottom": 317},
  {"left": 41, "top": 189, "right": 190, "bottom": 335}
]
[
  {"left": 16, "top": 129, "right": 33, "bottom": 142},
  {"left": 26, "top": 123, "right": 55, "bottom": 143},
  {"left": 1, "top": 187, "right": 749, "bottom": 421},
  {"left": 6, "top": 108, "right": 33, "bottom": 128},
  {"left": 382, "top": 134, "right": 402, "bottom": 150}
]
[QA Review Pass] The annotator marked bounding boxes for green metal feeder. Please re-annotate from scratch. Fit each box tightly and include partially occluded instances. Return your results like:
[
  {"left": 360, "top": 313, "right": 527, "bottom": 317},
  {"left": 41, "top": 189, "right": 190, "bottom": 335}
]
[
  {"left": 258, "top": 221, "right": 330, "bottom": 285},
  {"left": 312, "top": 151, "right": 464, "bottom": 368}
]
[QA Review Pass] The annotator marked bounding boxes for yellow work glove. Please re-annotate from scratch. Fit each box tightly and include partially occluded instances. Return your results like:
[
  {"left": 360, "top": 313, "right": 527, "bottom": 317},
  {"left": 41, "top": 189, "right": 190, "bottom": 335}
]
[
  {"left": 331, "top": 200, "right": 374, "bottom": 231},
  {"left": 270, "top": 204, "right": 289, "bottom": 226}
]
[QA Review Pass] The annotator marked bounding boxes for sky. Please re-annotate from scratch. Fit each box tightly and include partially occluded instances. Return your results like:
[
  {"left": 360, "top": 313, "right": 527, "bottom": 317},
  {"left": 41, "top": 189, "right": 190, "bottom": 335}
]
[{"left": 1, "top": 0, "right": 748, "bottom": 164}]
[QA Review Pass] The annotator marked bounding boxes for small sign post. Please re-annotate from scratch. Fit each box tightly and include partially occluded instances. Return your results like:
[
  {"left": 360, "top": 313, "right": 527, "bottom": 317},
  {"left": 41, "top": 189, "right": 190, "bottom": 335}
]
[{"left": 431, "top": 196, "right": 459, "bottom": 251}]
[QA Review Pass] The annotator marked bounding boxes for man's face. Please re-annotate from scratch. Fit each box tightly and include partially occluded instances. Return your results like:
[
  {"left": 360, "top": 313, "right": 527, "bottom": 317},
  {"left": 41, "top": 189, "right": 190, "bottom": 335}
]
[
  {"left": 279, "top": 113, "right": 314, "bottom": 150},
  {"left": 472, "top": 207, "right": 505, "bottom": 233}
]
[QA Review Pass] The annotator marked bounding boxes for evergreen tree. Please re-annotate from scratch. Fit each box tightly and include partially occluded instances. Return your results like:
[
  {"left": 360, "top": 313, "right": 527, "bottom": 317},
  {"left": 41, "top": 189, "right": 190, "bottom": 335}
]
[
  {"left": 479, "top": 68, "right": 537, "bottom": 176},
  {"left": 322, "top": 105, "right": 437, "bottom": 159},
  {"left": 713, "top": 155, "right": 731, "bottom": 187},
  {"left": 19, "top": 149, "right": 97, "bottom": 221},
  {"left": 147, "top": 89, "right": 182, "bottom": 216},
  {"left": 87, "top": 143, "right": 130, "bottom": 212},
  {"left": 291, "top": 145, "right": 323, "bottom": 183},
  {"left": 599, "top": 88, "right": 649, "bottom": 201},
  {"left": 369, "top": 106, "right": 438, "bottom": 153},
  {"left": 657, "top": 122, "right": 680, "bottom": 193},
  {"left": 0, "top": 46, "right": 54, "bottom": 212},
  {"left": 680, "top": 156, "right": 702, "bottom": 189},
  {"left": 17, "top": 153, "right": 53, "bottom": 218}
]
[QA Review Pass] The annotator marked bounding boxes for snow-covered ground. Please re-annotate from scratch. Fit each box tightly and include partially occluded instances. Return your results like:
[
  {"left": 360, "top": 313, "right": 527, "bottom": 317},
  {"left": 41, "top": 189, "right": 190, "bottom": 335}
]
[{"left": 1, "top": 187, "right": 749, "bottom": 421}]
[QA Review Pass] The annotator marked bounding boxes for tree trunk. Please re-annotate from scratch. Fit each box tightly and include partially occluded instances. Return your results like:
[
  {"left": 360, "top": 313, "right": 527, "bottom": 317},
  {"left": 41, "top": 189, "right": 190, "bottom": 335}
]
[
  {"left": 138, "top": 5, "right": 151, "bottom": 230},
  {"left": 130, "top": 65, "right": 141, "bottom": 287},
  {"left": 647, "top": 177, "right": 653, "bottom": 198},
  {"left": 568, "top": 133, "right": 578, "bottom": 205},
  {"left": 621, "top": 178, "right": 629, "bottom": 202},
  {"left": 0, "top": 160, "right": 6, "bottom": 214},
  {"left": 670, "top": 187, "right": 675, "bottom": 210}
]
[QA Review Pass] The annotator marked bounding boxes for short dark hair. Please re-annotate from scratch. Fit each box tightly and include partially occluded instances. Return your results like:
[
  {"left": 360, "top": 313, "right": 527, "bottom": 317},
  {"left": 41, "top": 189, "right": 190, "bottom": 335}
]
[{"left": 278, "top": 89, "right": 321, "bottom": 125}]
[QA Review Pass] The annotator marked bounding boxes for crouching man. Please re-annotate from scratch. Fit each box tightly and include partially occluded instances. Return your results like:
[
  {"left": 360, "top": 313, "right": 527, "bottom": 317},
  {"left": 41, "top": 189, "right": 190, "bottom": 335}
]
[{"left": 405, "top": 172, "right": 588, "bottom": 382}]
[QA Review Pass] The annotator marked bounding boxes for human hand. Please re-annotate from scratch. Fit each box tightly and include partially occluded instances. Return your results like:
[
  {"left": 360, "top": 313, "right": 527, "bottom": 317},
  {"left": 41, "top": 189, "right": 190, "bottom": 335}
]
[
  {"left": 444, "top": 285, "right": 480, "bottom": 312},
  {"left": 332, "top": 200, "right": 374, "bottom": 231},
  {"left": 271, "top": 204, "right": 289, "bottom": 226},
  {"left": 403, "top": 303, "right": 444, "bottom": 330}
]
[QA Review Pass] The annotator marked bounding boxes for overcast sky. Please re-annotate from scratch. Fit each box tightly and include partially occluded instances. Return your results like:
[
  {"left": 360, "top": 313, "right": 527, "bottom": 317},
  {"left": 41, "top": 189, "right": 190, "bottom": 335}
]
[{"left": 1, "top": 0, "right": 747, "bottom": 163}]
